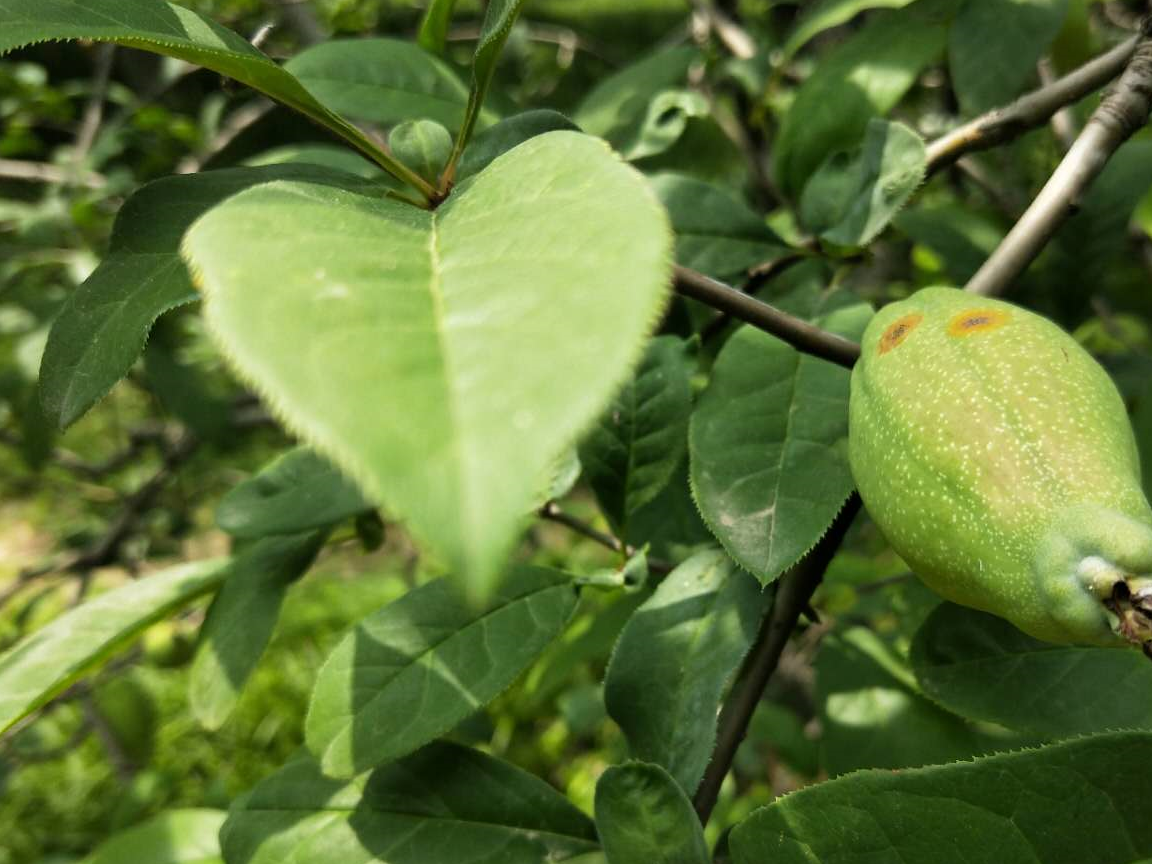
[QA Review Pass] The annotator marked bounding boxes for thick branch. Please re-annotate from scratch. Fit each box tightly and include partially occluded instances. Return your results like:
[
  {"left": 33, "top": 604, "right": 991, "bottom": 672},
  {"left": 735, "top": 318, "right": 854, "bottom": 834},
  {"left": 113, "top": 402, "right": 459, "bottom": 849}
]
[
  {"left": 966, "top": 26, "right": 1152, "bottom": 296},
  {"left": 694, "top": 494, "right": 862, "bottom": 823},
  {"left": 673, "top": 266, "right": 861, "bottom": 368},
  {"left": 926, "top": 33, "right": 1140, "bottom": 174}
]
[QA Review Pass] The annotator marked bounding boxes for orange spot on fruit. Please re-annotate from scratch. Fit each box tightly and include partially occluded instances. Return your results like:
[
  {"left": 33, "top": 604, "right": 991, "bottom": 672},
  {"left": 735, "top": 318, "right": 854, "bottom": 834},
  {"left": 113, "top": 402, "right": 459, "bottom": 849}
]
[
  {"left": 879, "top": 313, "right": 923, "bottom": 354},
  {"left": 948, "top": 308, "right": 1009, "bottom": 337}
]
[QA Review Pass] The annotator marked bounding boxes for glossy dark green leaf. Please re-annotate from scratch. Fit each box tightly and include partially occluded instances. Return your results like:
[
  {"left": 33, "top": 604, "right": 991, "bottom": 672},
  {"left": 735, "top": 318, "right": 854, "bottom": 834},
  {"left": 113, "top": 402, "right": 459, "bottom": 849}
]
[
  {"left": 216, "top": 448, "right": 368, "bottom": 540},
  {"left": 38, "top": 164, "right": 365, "bottom": 430},
  {"left": 783, "top": 0, "right": 918, "bottom": 58},
  {"left": 284, "top": 38, "right": 476, "bottom": 131},
  {"left": 949, "top": 0, "right": 1069, "bottom": 115},
  {"left": 689, "top": 288, "right": 872, "bottom": 584},
  {"left": 580, "top": 336, "right": 694, "bottom": 532},
  {"left": 189, "top": 532, "right": 325, "bottom": 730},
  {"left": 650, "top": 173, "right": 791, "bottom": 283},
  {"left": 800, "top": 119, "right": 926, "bottom": 246},
  {"left": 911, "top": 602, "right": 1152, "bottom": 738},
  {"left": 604, "top": 549, "right": 766, "bottom": 793},
  {"left": 731, "top": 731, "right": 1152, "bottom": 864},
  {"left": 772, "top": 0, "right": 952, "bottom": 197},
  {"left": 594, "top": 762, "right": 709, "bottom": 864},
  {"left": 222, "top": 743, "right": 598, "bottom": 864},
  {"left": 305, "top": 567, "right": 578, "bottom": 777}
]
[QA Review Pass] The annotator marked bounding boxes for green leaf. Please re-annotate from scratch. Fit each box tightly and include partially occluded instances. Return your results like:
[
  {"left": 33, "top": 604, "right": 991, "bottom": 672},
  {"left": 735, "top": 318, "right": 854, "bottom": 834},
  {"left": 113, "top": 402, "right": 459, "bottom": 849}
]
[
  {"left": 783, "top": 0, "right": 918, "bottom": 59},
  {"left": 689, "top": 288, "right": 872, "bottom": 584},
  {"left": 389, "top": 119, "right": 453, "bottom": 183},
  {"left": 284, "top": 38, "right": 477, "bottom": 131},
  {"left": 949, "top": 0, "right": 1069, "bottom": 115},
  {"left": 604, "top": 549, "right": 766, "bottom": 793},
  {"left": 772, "top": 0, "right": 952, "bottom": 198},
  {"left": 731, "top": 731, "right": 1152, "bottom": 864},
  {"left": 0, "top": 0, "right": 427, "bottom": 192},
  {"left": 911, "top": 602, "right": 1152, "bottom": 738},
  {"left": 222, "top": 743, "right": 598, "bottom": 864},
  {"left": 649, "top": 172, "right": 791, "bottom": 283},
  {"left": 594, "top": 762, "right": 709, "bottom": 864},
  {"left": 579, "top": 336, "right": 694, "bottom": 533},
  {"left": 216, "top": 447, "right": 369, "bottom": 539},
  {"left": 800, "top": 119, "right": 926, "bottom": 246},
  {"left": 448, "top": 0, "right": 530, "bottom": 174},
  {"left": 39, "top": 164, "right": 366, "bottom": 430},
  {"left": 184, "top": 131, "right": 672, "bottom": 603},
  {"left": 189, "top": 533, "right": 324, "bottom": 730},
  {"left": 619, "top": 89, "right": 709, "bottom": 161},
  {"left": 894, "top": 202, "right": 1005, "bottom": 283},
  {"left": 575, "top": 47, "right": 699, "bottom": 153},
  {"left": 84, "top": 809, "right": 225, "bottom": 864},
  {"left": 0, "top": 558, "right": 227, "bottom": 735},
  {"left": 457, "top": 109, "right": 580, "bottom": 181},
  {"left": 818, "top": 628, "right": 1018, "bottom": 776},
  {"left": 305, "top": 566, "right": 578, "bottom": 777},
  {"left": 418, "top": 0, "right": 461, "bottom": 55}
]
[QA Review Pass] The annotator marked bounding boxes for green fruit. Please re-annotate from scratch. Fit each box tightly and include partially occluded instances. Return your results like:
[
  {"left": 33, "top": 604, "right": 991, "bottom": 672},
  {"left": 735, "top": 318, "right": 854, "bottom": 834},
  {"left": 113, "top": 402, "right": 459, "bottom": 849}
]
[{"left": 849, "top": 286, "right": 1152, "bottom": 650}]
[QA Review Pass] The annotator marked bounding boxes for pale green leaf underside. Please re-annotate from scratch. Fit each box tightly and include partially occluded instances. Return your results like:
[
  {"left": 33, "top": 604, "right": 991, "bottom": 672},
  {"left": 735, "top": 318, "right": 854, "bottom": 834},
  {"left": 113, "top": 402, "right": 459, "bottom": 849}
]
[
  {"left": 305, "top": 567, "right": 578, "bottom": 777},
  {"left": 731, "top": 731, "right": 1152, "bottom": 864},
  {"left": 184, "top": 131, "right": 672, "bottom": 601},
  {"left": 0, "top": 558, "right": 227, "bottom": 734},
  {"left": 0, "top": 0, "right": 416, "bottom": 187},
  {"left": 911, "top": 602, "right": 1152, "bottom": 738},
  {"left": 690, "top": 289, "right": 873, "bottom": 584},
  {"left": 84, "top": 809, "right": 225, "bottom": 864},
  {"left": 221, "top": 743, "right": 598, "bottom": 864}
]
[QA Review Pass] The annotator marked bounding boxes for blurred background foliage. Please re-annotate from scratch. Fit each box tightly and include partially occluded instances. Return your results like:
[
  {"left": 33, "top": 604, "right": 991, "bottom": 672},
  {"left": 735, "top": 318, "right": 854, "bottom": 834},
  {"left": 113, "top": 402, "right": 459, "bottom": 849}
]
[{"left": 2, "top": 0, "right": 1151, "bottom": 861}]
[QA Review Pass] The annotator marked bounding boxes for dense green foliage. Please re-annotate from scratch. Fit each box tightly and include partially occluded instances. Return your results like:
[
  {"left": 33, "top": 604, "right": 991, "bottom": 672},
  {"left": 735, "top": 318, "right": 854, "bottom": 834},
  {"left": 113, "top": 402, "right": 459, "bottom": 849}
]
[{"left": 1, "top": 0, "right": 1151, "bottom": 862}]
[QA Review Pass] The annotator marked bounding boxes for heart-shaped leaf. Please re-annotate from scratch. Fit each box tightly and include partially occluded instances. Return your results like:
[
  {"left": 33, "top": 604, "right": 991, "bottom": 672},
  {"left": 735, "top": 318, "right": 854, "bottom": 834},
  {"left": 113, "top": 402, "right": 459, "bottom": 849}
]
[{"left": 183, "top": 131, "right": 672, "bottom": 602}]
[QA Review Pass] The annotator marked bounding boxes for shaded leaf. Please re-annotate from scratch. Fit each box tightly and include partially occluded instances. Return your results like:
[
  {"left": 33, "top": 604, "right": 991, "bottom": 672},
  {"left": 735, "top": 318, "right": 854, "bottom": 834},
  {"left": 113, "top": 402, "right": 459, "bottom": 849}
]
[
  {"left": 221, "top": 743, "right": 598, "bottom": 864},
  {"left": 818, "top": 628, "right": 1020, "bottom": 776},
  {"left": 39, "top": 164, "right": 365, "bottom": 430},
  {"left": 216, "top": 447, "right": 368, "bottom": 540},
  {"left": 689, "top": 288, "right": 872, "bottom": 583},
  {"left": 783, "top": 0, "right": 918, "bottom": 59},
  {"left": 189, "top": 532, "right": 325, "bottom": 730},
  {"left": 594, "top": 762, "right": 709, "bottom": 864},
  {"left": 731, "top": 731, "right": 1152, "bottom": 864},
  {"left": 772, "top": 0, "right": 953, "bottom": 197},
  {"left": 418, "top": 0, "right": 460, "bottom": 55},
  {"left": 305, "top": 566, "right": 578, "bottom": 777},
  {"left": 800, "top": 118, "right": 926, "bottom": 247},
  {"left": 604, "top": 549, "right": 766, "bottom": 793},
  {"left": 894, "top": 202, "right": 1005, "bottom": 283},
  {"left": 0, "top": 558, "right": 227, "bottom": 734},
  {"left": 457, "top": 109, "right": 580, "bottom": 181},
  {"left": 580, "top": 336, "right": 694, "bottom": 532},
  {"left": 650, "top": 172, "right": 791, "bottom": 283},
  {"left": 911, "top": 602, "right": 1152, "bottom": 738},
  {"left": 284, "top": 38, "right": 477, "bottom": 131},
  {"left": 949, "top": 0, "right": 1069, "bottom": 115},
  {"left": 184, "top": 132, "right": 672, "bottom": 603}
]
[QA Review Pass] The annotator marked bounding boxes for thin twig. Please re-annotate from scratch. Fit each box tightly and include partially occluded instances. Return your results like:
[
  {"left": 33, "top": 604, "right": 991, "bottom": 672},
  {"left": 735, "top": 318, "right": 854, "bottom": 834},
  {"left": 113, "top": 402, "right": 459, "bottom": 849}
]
[
  {"left": 73, "top": 45, "right": 115, "bottom": 166},
  {"left": 1037, "top": 57, "right": 1079, "bottom": 150},
  {"left": 690, "top": 0, "right": 756, "bottom": 59},
  {"left": 966, "top": 24, "right": 1152, "bottom": 296},
  {"left": 272, "top": 0, "right": 326, "bottom": 46},
  {"left": 538, "top": 502, "right": 675, "bottom": 575},
  {"left": 693, "top": 494, "right": 861, "bottom": 823},
  {"left": 926, "top": 33, "right": 1140, "bottom": 174},
  {"left": 673, "top": 266, "right": 862, "bottom": 367},
  {"left": 0, "top": 159, "right": 106, "bottom": 189}
]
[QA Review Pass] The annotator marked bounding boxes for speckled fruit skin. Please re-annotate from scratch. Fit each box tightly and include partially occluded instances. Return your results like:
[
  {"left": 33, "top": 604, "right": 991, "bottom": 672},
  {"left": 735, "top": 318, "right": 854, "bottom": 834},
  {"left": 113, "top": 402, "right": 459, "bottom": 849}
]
[{"left": 850, "top": 286, "right": 1152, "bottom": 648}]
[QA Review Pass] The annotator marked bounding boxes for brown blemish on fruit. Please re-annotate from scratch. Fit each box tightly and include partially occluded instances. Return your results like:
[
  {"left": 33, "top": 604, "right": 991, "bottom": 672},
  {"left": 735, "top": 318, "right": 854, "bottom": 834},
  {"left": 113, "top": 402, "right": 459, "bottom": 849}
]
[
  {"left": 879, "top": 313, "right": 923, "bottom": 354},
  {"left": 948, "top": 308, "right": 1009, "bottom": 337}
]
